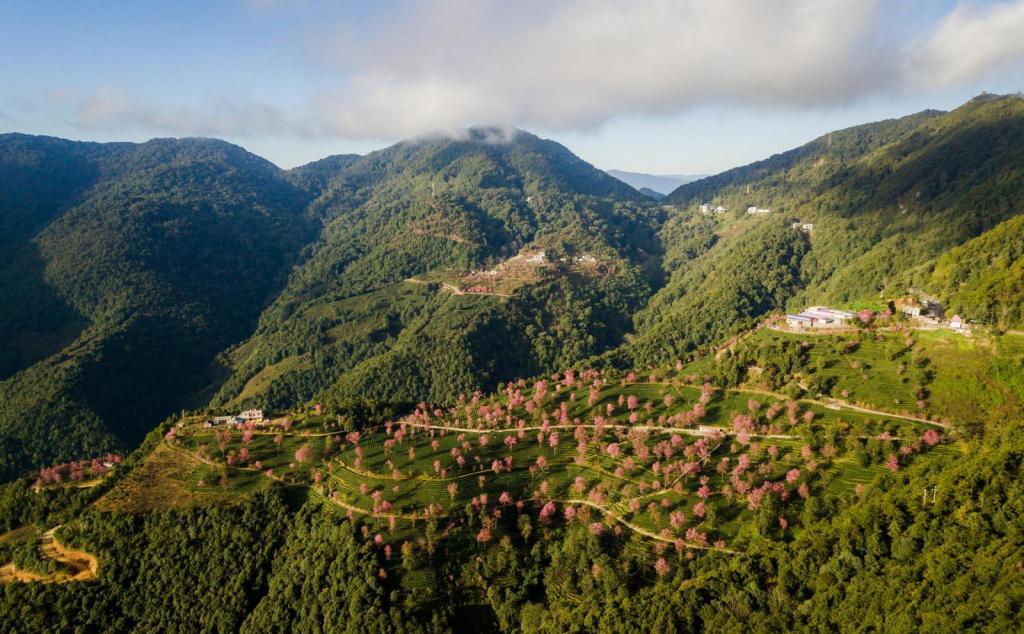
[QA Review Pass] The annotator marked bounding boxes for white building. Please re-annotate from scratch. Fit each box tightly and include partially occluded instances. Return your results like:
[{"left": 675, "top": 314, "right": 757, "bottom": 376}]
[
  {"left": 209, "top": 415, "right": 240, "bottom": 426},
  {"left": 785, "top": 306, "right": 855, "bottom": 329},
  {"left": 747, "top": 206, "right": 771, "bottom": 215},
  {"left": 240, "top": 409, "right": 265, "bottom": 422},
  {"left": 791, "top": 221, "right": 814, "bottom": 233},
  {"left": 786, "top": 314, "right": 814, "bottom": 329}
]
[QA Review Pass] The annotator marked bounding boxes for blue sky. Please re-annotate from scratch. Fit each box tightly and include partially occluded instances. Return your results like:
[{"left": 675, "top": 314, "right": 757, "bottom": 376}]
[{"left": 2, "top": 1, "right": 1023, "bottom": 174}]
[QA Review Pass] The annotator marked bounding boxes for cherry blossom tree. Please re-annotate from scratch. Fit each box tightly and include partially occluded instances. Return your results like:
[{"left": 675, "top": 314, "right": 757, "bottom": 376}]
[
  {"left": 654, "top": 557, "right": 670, "bottom": 577},
  {"left": 922, "top": 429, "right": 942, "bottom": 446},
  {"left": 538, "top": 501, "right": 557, "bottom": 523}
]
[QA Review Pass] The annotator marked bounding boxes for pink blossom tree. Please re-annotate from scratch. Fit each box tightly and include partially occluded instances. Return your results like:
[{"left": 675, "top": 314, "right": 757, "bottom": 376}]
[{"left": 654, "top": 558, "right": 670, "bottom": 577}]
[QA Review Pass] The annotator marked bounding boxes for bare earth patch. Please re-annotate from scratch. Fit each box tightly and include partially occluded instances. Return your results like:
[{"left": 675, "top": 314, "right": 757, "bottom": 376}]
[{"left": 95, "top": 443, "right": 201, "bottom": 513}]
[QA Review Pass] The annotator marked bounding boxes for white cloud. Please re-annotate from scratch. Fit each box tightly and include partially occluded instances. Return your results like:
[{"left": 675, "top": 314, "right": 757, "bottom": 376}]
[
  {"left": 16, "top": 86, "right": 310, "bottom": 138},
  {"left": 909, "top": 0, "right": 1024, "bottom": 88},
  {"left": 6, "top": 0, "right": 1024, "bottom": 142},
  {"left": 312, "top": 0, "right": 892, "bottom": 138}
]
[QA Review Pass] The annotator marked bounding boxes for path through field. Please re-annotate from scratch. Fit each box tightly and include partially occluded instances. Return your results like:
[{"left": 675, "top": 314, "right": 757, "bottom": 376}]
[{"left": 0, "top": 526, "right": 97, "bottom": 584}]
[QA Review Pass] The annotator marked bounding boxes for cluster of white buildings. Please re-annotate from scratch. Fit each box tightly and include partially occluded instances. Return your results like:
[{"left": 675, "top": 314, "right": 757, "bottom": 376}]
[
  {"left": 699, "top": 204, "right": 727, "bottom": 215},
  {"left": 785, "top": 306, "right": 855, "bottom": 329},
  {"left": 470, "top": 249, "right": 598, "bottom": 279},
  {"left": 896, "top": 295, "right": 969, "bottom": 332},
  {"left": 206, "top": 409, "right": 265, "bottom": 427}
]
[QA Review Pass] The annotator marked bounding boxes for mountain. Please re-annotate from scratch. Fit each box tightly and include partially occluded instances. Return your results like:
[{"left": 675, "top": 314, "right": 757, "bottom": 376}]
[
  {"left": 4, "top": 316, "right": 1023, "bottom": 632},
  {"left": 631, "top": 94, "right": 1024, "bottom": 363},
  {"left": 210, "top": 127, "right": 659, "bottom": 413},
  {"left": 284, "top": 153, "right": 361, "bottom": 194},
  {"left": 637, "top": 187, "right": 666, "bottom": 201},
  {"left": 606, "top": 169, "right": 704, "bottom": 195},
  {"left": 0, "top": 134, "right": 315, "bottom": 480},
  {"left": 0, "top": 127, "right": 661, "bottom": 477}
]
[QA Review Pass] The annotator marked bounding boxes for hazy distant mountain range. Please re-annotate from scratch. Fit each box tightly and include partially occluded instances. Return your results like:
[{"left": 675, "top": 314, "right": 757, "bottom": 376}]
[{"left": 605, "top": 169, "right": 707, "bottom": 195}]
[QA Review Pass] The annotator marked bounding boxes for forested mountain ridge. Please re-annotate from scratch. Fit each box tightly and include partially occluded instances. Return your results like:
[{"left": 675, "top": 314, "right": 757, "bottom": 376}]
[
  {"left": 0, "top": 135, "right": 315, "bottom": 479},
  {"left": 211, "top": 128, "right": 660, "bottom": 412},
  {"left": 629, "top": 94, "right": 1024, "bottom": 364},
  {"left": 284, "top": 153, "right": 361, "bottom": 196}
]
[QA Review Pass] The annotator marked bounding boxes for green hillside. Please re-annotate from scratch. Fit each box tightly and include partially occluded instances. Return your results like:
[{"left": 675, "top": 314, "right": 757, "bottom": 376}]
[
  {"left": 211, "top": 129, "right": 659, "bottom": 411},
  {"left": 3, "top": 322, "right": 1022, "bottom": 631},
  {"left": 924, "top": 213, "right": 1024, "bottom": 329},
  {"left": 0, "top": 135, "right": 314, "bottom": 480},
  {"left": 631, "top": 95, "right": 1024, "bottom": 365}
]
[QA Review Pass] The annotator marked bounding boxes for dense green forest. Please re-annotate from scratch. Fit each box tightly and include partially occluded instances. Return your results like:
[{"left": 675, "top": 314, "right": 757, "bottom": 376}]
[
  {"left": 0, "top": 135, "right": 315, "bottom": 480},
  {"left": 209, "top": 129, "right": 658, "bottom": 410},
  {"left": 924, "top": 213, "right": 1024, "bottom": 329}
]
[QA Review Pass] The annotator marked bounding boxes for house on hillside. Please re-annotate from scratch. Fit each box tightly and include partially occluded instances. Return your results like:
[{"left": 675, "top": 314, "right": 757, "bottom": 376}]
[
  {"left": 785, "top": 306, "right": 855, "bottom": 329},
  {"left": 896, "top": 298, "right": 923, "bottom": 318},
  {"left": 524, "top": 250, "right": 548, "bottom": 264},
  {"left": 791, "top": 221, "right": 814, "bottom": 233},
  {"left": 949, "top": 315, "right": 967, "bottom": 332},
  {"left": 786, "top": 314, "right": 814, "bottom": 329},
  {"left": 747, "top": 206, "right": 771, "bottom": 215},
  {"left": 921, "top": 297, "right": 944, "bottom": 319},
  {"left": 207, "top": 415, "right": 242, "bottom": 427},
  {"left": 699, "top": 204, "right": 727, "bottom": 216},
  {"left": 240, "top": 409, "right": 265, "bottom": 423},
  {"left": 896, "top": 293, "right": 944, "bottom": 320}
]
